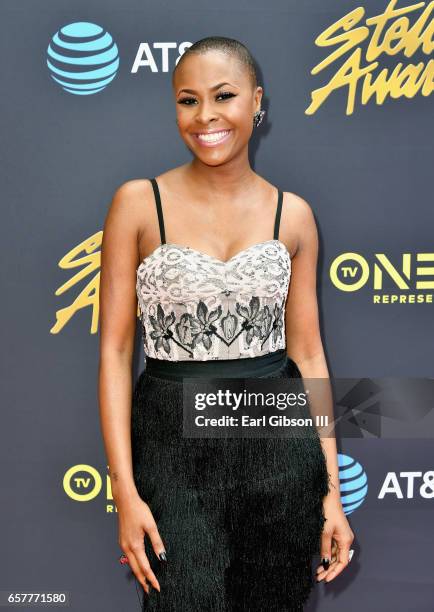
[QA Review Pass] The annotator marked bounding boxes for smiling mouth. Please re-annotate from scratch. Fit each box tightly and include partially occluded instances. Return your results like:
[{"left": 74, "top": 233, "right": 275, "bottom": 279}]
[{"left": 193, "top": 129, "right": 232, "bottom": 146}]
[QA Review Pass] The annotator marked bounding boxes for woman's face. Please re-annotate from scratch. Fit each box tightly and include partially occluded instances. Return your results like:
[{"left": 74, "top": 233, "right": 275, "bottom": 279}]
[{"left": 173, "top": 50, "right": 263, "bottom": 166}]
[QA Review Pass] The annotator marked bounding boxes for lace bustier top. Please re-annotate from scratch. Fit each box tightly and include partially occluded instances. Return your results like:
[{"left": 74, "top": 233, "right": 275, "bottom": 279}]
[{"left": 136, "top": 178, "right": 291, "bottom": 362}]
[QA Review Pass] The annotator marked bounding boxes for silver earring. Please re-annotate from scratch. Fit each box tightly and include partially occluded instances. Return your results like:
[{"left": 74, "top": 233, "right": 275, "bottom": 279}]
[{"left": 253, "top": 109, "right": 266, "bottom": 127}]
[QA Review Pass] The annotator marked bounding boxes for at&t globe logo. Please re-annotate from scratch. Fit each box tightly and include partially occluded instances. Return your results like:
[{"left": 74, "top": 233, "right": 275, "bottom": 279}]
[
  {"left": 47, "top": 22, "right": 119, "bottom": 95},
  {"left": 338, "top": 453, "right": 368, "bottom": 515}
]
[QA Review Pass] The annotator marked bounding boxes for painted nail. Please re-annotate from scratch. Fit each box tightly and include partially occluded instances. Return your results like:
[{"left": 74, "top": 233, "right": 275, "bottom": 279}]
[
  {"left": 159, "top": 551, "right": 167, "bottom": 562},
  {"left": 321, "top": 557, "right": 330, "bottom": 570}
]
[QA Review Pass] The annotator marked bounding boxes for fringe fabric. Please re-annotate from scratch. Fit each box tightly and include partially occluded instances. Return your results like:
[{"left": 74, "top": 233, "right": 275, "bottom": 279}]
[{"left": 131, "top": 359, "right": 331, "bottom": 611}]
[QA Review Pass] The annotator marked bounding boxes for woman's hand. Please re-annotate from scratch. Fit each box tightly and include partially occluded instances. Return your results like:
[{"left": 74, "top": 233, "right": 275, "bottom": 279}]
[
  {"left": 117, "top": 493, "right": 166, "bottom": 594},
  {"left": 316, "top": 494, "right": 355, "bottom": 583}
]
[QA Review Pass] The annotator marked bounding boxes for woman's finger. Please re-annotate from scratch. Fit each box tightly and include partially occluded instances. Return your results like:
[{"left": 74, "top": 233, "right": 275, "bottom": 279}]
[
  {"left": 131, "top": 541, "right": 161, "bottom": 593},
  {"left": 316, "top": 538, "right": 338, "bottom": 574},
  {"left": 146, "top": 522, "right": 167, "bottom": 564},
  {"left": 125, "top": 549, "right": 150, "bottom": 595},
  {"left": 316, "top": 545, "right": 339, "bottom": 581},
  {"left": 323, "top": 539, "right": 352, "bottom": 582},
  {"left": 317, "top": 529, "right": 333, "bottom": 574}
]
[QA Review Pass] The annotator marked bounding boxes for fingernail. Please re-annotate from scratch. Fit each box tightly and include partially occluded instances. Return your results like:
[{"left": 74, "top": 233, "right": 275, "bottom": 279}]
[
  {"left": 159, "top": 551, "right": 167, "bottom": 562},
  {"left": 321, "top": 557, "right": 330, "bottom": 570}
]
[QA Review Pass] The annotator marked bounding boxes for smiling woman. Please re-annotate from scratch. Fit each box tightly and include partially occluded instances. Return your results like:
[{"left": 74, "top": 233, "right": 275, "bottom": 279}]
[
  {"left": 98, "top": 35, "right": 353, "bottom": 612},
  {"left": 171, "top": 39, "right": 265, "bottom": 164},
  {"left": 193, "top": 128, "right": 233, "bottom": 147}
]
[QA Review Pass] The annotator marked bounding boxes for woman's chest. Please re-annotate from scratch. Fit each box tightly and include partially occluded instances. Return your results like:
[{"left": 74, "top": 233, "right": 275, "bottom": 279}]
[{"left": 136, "top": 240, "right": 291, "bottom": 303}]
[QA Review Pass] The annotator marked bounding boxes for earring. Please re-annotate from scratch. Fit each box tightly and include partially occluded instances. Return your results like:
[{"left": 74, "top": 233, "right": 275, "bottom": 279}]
[{"left": 253, "top": 109, "right": 266, "bottom": 127}]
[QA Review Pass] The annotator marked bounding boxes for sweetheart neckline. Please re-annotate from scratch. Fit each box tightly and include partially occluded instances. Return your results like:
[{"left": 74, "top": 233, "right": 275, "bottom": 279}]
[{"left": 136, "top": 239, "right": 291, "bottom": 273}]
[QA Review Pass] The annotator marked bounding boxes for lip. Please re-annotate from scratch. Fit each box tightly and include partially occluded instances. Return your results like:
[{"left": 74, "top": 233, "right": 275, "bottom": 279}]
[{"left": 192, "top": 129, "right": 233, "bottom": 148}]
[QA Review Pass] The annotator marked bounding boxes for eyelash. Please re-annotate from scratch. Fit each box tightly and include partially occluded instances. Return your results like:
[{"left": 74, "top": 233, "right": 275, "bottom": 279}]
[{"left": 178, "top": 91, "right": 236, "bottom": 105}]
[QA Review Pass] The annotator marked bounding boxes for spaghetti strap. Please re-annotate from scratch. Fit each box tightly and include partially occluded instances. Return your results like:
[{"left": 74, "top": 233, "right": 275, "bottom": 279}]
[
  {"left": 273, "top": 188, "right": 283, "bottom": 241},
  {"left": 149, "top": 177, "right": 166, "bottom": 245}
]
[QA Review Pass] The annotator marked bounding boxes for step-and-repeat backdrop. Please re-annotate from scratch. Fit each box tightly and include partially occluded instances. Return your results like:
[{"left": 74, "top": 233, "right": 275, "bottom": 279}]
[{"left": 2, "top": 0, "right": 433, "bottom": 610}]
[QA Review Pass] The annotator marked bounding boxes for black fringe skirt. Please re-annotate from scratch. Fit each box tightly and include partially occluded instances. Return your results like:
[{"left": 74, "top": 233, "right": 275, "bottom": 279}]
[{"left": 131, "top": 350, "right": 330, "bottom": 612}]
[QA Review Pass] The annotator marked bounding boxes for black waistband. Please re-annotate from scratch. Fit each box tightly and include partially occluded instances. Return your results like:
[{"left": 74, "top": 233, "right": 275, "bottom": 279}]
[{"left": 145, "top": 349, "right": 288, "bottom": 381}]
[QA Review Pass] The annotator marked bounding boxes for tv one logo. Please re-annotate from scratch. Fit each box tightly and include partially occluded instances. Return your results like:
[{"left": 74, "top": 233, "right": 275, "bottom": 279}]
[
  {"left": 330, "top": 252, "right": 434, "bottom": 300},
  {"left": 47, "top": 20, "right": 191, "bottom": 95},
  {"left": 63, "top": 464, "right": 117, "bottom": 511}
]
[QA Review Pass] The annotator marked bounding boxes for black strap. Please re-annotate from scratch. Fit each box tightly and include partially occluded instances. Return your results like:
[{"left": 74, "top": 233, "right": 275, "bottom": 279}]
[
  {"left": 273, "top": 189, "right": 283, "bottom": 240},
  {"left": 150, "top": 178, "right": 166, "bottom": 244}
]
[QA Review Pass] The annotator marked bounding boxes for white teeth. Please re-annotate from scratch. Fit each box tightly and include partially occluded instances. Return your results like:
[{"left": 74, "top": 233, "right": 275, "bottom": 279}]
[{"left": 197, "top": 130, "right": 230, "bottom": 142}]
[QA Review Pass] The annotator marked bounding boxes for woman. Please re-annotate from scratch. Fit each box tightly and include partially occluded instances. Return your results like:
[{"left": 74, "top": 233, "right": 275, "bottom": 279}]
[{"left": 99, "top": 36, "right": 354, "bottom": 611}]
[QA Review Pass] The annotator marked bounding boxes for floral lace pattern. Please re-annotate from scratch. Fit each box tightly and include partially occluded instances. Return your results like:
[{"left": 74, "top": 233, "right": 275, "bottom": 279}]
[{"left": 136, "top": 240, "right": 291, "bottom": 361}]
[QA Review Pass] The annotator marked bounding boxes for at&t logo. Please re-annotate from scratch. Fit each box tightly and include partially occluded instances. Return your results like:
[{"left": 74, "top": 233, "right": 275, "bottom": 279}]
[
  {"left": 338, "top": 453, "right": 368, "bottom": 515},
  {"left": 47, "top": 22, "right": 119, "bottom": 95}
]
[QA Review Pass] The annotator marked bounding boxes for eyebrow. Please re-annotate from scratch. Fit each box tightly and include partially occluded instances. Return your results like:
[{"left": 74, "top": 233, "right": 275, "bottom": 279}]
[{"left": 177, "top": 82, "right": 238, "bottom": 95}]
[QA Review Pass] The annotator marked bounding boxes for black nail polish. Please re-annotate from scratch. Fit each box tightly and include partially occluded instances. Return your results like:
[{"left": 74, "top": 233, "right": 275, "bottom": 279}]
[
  {"left": 159, "top": 551, "right": 167, "bottom": 562},
  {"left": 321, "top": 557, "right": 330, "bottom": 570}
]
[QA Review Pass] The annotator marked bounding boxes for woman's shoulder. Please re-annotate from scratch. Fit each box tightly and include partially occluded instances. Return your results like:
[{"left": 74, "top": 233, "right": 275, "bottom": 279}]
[
  {"left": 278, "top": 188, "right": 318, "bottom": 257},
  {"left": 280, "top": 186, "right": 311, "bottom": 212},
  {"left": 255, "top": 174, "right": 312, "bottom": 214},
  {"left": 106, "top": 181, "right": 153, "bottom": 231},
  {"left": 112, "top": 176, "right": 154, "bottom": 199},
  {"left": 280, "top": 188, "right": 316, "bottom": 228},
  {"left": 116, "top": 164, "right": 186, "bottom": 196}
]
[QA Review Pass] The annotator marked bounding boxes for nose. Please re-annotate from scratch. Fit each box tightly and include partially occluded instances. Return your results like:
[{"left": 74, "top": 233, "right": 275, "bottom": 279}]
[{"left": 194, "top": 100, "right": 219, "bottom": 125}]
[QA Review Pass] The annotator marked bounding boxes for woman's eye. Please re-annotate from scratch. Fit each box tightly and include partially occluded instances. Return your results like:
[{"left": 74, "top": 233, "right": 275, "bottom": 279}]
[
  {"left": 177, "top": 92, "right": 236, "bottom": 105},
  {"left": 217, "top": 91, "right": 235, "bottom": 101},
  {"left": 178, "top": 97, "right": 196, "bottom": 105}
]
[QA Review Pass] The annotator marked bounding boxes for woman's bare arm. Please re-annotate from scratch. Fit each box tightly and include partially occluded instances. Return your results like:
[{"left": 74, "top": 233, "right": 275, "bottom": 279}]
[
  {"left": 98, "top": 181, "right": 142, "bottom": 501},
  {"left": 98, "top": 180, "right": 164, "bottom": 593},
  {"left": 283, "top": 193, "right": 354, "bottom": 583},
  {"left": 283, "top": 195, "right": 340, "bottom": 497}
]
